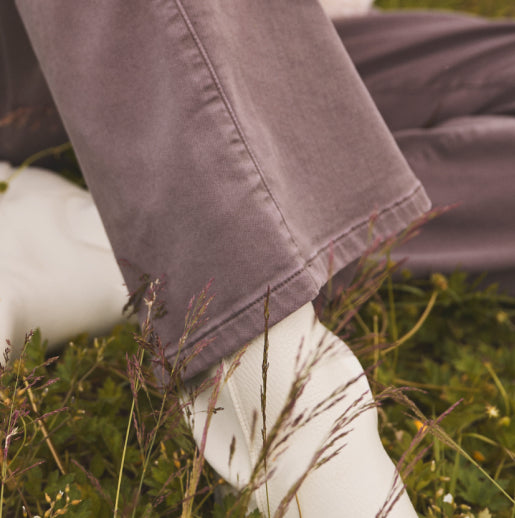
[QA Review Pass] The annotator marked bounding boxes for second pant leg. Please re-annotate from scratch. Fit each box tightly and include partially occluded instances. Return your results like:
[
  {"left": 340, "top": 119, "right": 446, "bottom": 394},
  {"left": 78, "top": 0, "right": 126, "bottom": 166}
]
[
  {"left": 393, "top": 115, "right": 515, "bottom": 294},
  {"left": 335, "top": 10, "right": 515, "bottom": 131},
  {"left": 335, "top": 11, "right": 515, "bottom": 291},
  {"left": 0, "top": 1, "right": 67, "bottom": 165}
]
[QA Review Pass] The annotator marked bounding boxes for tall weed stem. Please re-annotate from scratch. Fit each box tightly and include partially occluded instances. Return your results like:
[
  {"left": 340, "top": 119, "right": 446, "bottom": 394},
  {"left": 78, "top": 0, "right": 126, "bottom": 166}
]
[
  {"left": 114, "top": 347, "right": 145, "bottom": 517},
  {"left": 260, "top": 288, "right": 272, "bottom": 518},
  {"left": 383, "top": 289, "right": 438, "bottom": 354}
]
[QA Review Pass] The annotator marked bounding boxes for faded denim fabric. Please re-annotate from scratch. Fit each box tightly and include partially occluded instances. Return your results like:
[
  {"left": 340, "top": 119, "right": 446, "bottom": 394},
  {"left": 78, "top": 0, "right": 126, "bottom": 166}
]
[{"left": 4, "top": 2, "right": 432, "bottom": 378}]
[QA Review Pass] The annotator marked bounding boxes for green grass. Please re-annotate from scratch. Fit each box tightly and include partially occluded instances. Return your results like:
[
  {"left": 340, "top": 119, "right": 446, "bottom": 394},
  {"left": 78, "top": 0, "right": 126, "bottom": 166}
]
[
  {"left": 1, "top": 1, "right": 514, "bottom": 516},
  {"left": 354, "top": 271, "right": 515, "bottom": 517},
  {"left": 376, "top": 0, "right": 515, "bottom": 18},
  {"left": 2, "top": 249, "right": 514, "bottom": 517}
]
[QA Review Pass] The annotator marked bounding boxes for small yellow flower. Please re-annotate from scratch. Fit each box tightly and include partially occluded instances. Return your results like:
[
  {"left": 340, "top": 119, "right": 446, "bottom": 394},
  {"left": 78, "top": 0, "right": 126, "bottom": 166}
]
[
  {"left": 496, "top": 311, "right": 509, "bottom": 324},
  {"left": 414, "top": 420, "right": 427, "bottom": 433},
  {"left": 472, "top": 450, "right": 486, "bottom": 463}
]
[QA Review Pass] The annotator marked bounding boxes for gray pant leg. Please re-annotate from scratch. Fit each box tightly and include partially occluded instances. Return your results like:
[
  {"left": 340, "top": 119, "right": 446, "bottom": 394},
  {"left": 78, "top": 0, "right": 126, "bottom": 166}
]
[
  {"left": 395, "top": 116, "right": 515, "bottom": 293},
  {"left": 336, "top": 10, "right": 515, "bottom": 130},
  {"left": 336, "top": 11, "right": 515, "bottom": 293},
  {"left": 13, "top": 1, "right": 428, "bottom": 378},
  {"left": 0, "top": 1, "right": 66, "bottom": 165}
]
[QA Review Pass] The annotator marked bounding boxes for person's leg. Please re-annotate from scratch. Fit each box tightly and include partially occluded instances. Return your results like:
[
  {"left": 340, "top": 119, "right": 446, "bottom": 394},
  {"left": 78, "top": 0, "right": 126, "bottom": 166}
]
[
  {"left": 335, "top": 11, "right": 515, "bottom": 291},
  {"left": 6, "top": 2, "right": 429, "bottom": 516},
  {"left": 0, "top": 163, "right": 418, "bottom": 516},
  {"left": 14, "top": 0, "right": 428, "bottom": 376}
]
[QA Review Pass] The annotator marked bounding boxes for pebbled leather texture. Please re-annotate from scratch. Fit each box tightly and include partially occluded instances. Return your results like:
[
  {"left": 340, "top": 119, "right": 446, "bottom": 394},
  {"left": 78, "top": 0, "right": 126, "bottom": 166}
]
[{"left": 186, "top": 302, "right": 418, "bottom": 517}]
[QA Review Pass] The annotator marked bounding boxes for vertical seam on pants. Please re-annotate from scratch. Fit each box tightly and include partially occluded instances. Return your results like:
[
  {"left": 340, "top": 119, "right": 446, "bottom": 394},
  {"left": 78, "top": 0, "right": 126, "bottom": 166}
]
[{"left": 173, "top": 0, "right": 318, "bottom": 288}]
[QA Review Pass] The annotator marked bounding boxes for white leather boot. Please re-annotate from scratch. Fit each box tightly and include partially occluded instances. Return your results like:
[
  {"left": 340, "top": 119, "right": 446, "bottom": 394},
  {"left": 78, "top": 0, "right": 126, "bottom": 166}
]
[
  {"left": 319, "top": 0, "right": 374, "bottom": 19},
  {"left": 0, "top": 162, "right": 128, "bottom": 361},
  {"left": 187, "top": 303, "right": 418, "bottom": 517}
]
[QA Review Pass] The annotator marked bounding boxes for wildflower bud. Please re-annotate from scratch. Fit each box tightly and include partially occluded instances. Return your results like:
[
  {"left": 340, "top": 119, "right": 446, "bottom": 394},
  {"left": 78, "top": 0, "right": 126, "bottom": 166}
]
[
  {"left": 401, "top": 269, "right": 412, "bottom": 281},
  {"left": 368, "top": 301, "right": 382, "bottom": 316},
  {"left": 496, "top": 311, "right": 509, "bottom": 324},
  {"left": 431, "top": 273, "right": 448, "bottom": 292},
  {"left": 498, "top": 416, "right": 511, "bottom": 427},
  {"left": 405, "top": 304, "right": 418, "bottom": 318},
  {"left": 160, "top": 441, "right": 168, "bottom": 459},
  {"left": 71, "top": 500, "right": 82, "bottom": 506},
  {"left": 56, "top": 490, "right": 64, "bottom": 501},
  {"left": 44, "top": 493, "right": 52, "bottom": 504}
]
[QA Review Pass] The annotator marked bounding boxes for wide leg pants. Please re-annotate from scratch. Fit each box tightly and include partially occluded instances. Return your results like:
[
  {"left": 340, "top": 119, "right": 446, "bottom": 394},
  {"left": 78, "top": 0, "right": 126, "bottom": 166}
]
[
  {"left": 2, "top": 3, "right": 514, "bottom": 378},
  {"left": 335, "top": 11, "right": 515, "bottom": 292}
]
